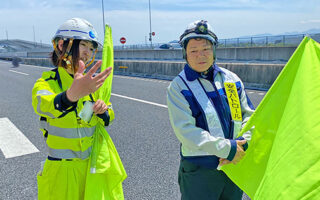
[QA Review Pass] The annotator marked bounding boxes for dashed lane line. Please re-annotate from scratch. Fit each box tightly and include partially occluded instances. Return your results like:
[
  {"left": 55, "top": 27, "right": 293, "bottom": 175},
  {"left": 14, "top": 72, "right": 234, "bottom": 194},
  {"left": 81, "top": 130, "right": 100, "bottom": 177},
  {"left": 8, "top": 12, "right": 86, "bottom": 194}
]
[
  {"left": 111, "top": 93, "right": 168, "bottom": 108},
  {"left": 21, "top": 65, "right": 52, "bottom": 69},
  {"left": 9, "top": 70, "right": 29, "bottom": 76},
  {"left": 113, "top": 75, "right": 169, "bottom": 83}
]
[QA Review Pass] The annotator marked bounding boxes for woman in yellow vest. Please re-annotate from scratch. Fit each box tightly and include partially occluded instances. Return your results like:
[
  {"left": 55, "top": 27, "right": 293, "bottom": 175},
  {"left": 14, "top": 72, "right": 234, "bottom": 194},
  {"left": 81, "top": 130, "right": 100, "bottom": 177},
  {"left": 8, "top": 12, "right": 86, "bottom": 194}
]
[{"left": 32, "top": 18, "right": 125, "bottom": 199}]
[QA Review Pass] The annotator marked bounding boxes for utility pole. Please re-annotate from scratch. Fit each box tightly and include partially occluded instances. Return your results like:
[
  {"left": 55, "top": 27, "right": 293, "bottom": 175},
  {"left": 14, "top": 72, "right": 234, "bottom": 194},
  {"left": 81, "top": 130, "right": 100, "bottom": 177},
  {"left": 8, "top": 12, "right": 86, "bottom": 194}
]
[
  {"left": 148, "top": 0, "right": 153, "bottom": 48},
  {"left": 102, "top": 0, "right": 106, "bottom": 34}
]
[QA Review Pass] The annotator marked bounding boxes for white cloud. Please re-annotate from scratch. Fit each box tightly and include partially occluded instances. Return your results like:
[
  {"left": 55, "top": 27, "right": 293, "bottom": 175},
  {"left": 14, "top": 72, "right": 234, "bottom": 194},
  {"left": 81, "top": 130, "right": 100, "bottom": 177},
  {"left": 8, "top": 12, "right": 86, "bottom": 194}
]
[{"left": 300, "top": 19, "right": 320, "bottom": 24}]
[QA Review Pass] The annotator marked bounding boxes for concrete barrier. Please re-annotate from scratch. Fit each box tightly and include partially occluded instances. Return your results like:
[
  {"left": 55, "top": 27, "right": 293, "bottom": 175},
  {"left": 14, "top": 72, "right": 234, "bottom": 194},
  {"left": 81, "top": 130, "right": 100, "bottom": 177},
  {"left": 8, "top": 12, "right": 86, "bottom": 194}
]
[
  {"left": 19, "top": 58, "right": 284, "bottom": 89},
  {"left": 0, "top": 51, "right": 27, "bottom": 58},
  {"left": 217, "top": 62, "right": 284, "bottom": 88},
  {"left": 111, "top": 47, "right": 296, "bottom": 62},
  {"left": 114, "top": 49, "right": 183, "bottom": 61},
  {"left": 114, "top": 60, "right": 284, "bottom": 89},
  {"left": 217, "top": 46, "right": 296, "bottom": 61},
  {"left": 27, "top": 51, "right": 51, "bottom": 58}
]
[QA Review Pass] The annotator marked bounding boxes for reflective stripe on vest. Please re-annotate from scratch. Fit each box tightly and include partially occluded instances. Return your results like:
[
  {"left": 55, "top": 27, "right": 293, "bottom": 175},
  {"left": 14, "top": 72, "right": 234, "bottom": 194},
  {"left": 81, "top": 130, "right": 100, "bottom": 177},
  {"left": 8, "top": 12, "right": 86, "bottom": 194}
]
[
  {"left": 179, "top": 70, "right": 225, "bottom": 139},
  {"left": 48, "top": 146, "right": 92, "bottom": 159},
  {"left": 40, "top": 121, "right": 95, "bottom": 138},
  {"left": 40, "top": 122, "right": 96, "bottom": 159},
  {"left": 36, "top": 90, "right": 55, "bottom": 118},
  {"left": 46, "top": 125, "right": 95, "bottom": 138}
]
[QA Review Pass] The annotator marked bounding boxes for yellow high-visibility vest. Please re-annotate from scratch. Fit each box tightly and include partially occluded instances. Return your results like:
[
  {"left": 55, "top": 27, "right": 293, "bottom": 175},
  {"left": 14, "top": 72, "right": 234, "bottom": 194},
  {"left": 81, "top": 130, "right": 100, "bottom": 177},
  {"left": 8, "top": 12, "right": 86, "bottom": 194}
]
[{"left": 32, "top": 66, "right": 114, "bottom": 159}]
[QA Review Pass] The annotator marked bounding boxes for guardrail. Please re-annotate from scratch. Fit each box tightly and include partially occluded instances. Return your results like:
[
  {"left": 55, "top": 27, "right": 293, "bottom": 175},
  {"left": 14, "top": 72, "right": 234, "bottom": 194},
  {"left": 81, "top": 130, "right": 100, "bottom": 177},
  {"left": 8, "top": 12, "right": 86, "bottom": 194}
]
[
  {"left": 218, "top": 33, "right": 320, "bottom": 47},
  {"left": 114, "top": 42, "right": 180, "bottom": 50}
]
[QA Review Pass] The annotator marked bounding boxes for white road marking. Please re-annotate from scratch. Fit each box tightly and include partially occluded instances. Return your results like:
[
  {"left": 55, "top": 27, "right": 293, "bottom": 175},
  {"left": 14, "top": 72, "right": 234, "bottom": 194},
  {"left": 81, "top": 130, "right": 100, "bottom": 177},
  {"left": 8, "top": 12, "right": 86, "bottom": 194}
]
[
  {"left": 9, "top": 70, "right": 29, "bottom": 76},
  {"left": 258, "top": 92, "right": 265, "bottom": 95},
  {"left": 111, "top": 93, "right": 168, "bottom": 108},
  {"left": 0, "top": 118, "right": 39, "bottom": 158},
  {"left": 23, "top": 64, "right": 52, "bottom": 69},
  {"left": 114, "top": 75, "right": 169, "bottom": 83}
]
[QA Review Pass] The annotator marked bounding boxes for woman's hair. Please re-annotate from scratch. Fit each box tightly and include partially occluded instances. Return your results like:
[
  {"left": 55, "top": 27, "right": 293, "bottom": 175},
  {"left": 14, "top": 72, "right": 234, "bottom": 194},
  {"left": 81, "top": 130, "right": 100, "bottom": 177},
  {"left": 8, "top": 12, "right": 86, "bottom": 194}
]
[{"left": 51, "top": 39, "right": 80, "bottom": 69}]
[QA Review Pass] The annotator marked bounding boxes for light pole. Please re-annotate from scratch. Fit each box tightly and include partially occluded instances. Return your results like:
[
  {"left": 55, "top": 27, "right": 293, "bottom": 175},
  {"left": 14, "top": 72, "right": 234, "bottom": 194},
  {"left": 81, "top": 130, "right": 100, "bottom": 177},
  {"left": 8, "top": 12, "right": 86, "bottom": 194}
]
[
  {"left": 33, "top": 25, "right": 36, "bottom": 47},
  {"left": 148, "top": 0, "right": 153, "bottom": 48},
  {"left": 102, "top": 0, "right": 106, "bottom": 34}
]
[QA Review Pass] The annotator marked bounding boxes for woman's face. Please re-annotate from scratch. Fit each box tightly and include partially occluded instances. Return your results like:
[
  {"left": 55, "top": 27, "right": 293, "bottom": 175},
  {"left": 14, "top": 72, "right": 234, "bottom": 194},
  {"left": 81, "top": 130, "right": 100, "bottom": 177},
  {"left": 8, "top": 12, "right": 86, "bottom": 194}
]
[{"left": 79, "top": 40, "right": 95, "bottom": 64}]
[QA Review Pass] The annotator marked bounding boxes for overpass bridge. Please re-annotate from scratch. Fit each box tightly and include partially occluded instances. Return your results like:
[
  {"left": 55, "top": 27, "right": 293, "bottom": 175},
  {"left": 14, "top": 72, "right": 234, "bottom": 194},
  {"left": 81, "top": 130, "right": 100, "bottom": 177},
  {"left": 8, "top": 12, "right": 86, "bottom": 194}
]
[{"left": 0, "top": 39, "right": 51, "bottom": 52}]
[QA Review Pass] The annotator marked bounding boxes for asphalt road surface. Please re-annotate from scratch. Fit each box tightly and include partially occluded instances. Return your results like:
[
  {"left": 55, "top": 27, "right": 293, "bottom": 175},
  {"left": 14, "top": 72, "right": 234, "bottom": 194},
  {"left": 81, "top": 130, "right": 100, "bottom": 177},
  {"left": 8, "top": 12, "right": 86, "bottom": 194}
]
[{"left": 0, "top": 60, "right": 266, "bottom": 200}]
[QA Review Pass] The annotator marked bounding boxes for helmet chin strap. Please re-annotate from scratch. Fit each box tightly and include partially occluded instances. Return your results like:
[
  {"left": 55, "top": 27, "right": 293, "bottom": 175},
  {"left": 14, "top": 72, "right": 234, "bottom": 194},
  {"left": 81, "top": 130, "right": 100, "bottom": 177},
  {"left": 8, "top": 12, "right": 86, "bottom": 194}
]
[
  {"left": 62, "top": 39, "right": 74, "bottom": 71},
  {"left": 53, "top": 39, "right": 98, "bottom": 74},
  {"left": 85, "top": 48, "right": 98, "bottom": 68},
  {"left": 52, "top": 39, "right": 74, "bottom": 72}
]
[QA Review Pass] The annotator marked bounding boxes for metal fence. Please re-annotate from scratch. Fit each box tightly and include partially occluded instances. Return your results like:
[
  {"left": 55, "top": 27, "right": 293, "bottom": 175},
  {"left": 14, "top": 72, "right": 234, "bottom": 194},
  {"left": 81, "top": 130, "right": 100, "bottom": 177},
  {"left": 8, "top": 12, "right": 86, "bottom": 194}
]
[
  {"left": 114, "top": 33, "right": 320, "bottom": 49},
  {"left": 218, "top": 33, "right": 320, "bottom": 48},
  {"left": 113, "top": 42, "right": 178, "bottom": 50},
  {"left": 114, "top": 43, "right": 157, "bottom": 50}
]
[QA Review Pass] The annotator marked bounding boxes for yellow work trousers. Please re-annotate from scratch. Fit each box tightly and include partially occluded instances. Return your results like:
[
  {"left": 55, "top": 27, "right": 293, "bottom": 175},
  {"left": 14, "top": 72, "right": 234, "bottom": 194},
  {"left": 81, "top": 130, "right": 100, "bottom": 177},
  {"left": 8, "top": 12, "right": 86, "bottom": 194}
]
[{"left": 37, "top": 158, "right": 121, "bottom": 200}]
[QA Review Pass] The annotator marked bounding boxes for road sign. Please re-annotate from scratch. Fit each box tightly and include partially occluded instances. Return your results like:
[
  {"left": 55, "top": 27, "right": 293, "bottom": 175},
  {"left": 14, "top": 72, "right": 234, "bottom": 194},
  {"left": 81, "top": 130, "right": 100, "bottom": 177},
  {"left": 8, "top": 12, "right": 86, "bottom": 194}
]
[{"left": 120, "top": 37, "right": 126, "bottom": 44}]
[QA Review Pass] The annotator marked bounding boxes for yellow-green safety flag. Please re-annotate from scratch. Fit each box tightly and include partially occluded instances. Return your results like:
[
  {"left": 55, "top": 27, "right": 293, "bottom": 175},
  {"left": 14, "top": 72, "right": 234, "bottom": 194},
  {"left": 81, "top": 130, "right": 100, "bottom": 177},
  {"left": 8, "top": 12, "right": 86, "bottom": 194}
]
[
  {"left": 222, "top": 37, "right": 320, "bottom": 200},
  {"left": 85, "top": 24, "right": 127, "bottom": 200},
  {"left": 97, "top": 25, "right": 114, "bottom": 103}
]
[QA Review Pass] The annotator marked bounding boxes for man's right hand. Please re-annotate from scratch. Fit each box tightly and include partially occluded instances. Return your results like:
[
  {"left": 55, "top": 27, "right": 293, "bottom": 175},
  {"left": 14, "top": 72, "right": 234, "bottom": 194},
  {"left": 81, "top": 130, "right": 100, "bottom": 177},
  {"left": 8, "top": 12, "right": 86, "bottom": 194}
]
[
  {"left": 231, "top": 140, "right": 246, "bottom": 164},
  {"left": 219, "top": 140, "right": 247, "bottom": 166},
  {"left": 66, "top": 60, "right": 112, "bottom": 102}
]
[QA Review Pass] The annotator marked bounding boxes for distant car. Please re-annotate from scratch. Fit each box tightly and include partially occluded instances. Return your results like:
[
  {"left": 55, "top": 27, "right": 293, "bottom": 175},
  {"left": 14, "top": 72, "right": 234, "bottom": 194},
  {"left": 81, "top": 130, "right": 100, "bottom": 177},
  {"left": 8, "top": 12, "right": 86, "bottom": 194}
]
[
  {"left": 158, "top": 44, "right": 174, "bottom": 49},
  {"left": 170, "top": 43, "right": 182, "bottom": 49},
  {"left": 156, "top": 43, "right": 182, "bottom": 50}
]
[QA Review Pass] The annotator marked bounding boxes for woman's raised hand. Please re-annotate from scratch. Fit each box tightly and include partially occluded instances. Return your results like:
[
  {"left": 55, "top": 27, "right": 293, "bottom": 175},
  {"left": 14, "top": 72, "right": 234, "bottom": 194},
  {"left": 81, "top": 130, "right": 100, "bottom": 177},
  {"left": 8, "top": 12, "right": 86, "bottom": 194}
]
[{"left": 66, "top": 60, "right": 112, "bottom": 102}]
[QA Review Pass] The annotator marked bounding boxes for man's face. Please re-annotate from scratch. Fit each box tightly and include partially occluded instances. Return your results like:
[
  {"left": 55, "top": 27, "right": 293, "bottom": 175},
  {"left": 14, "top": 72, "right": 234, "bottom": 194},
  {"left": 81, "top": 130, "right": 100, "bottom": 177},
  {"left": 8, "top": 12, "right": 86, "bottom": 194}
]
[
  {"left": 79, "top": 40, "right": 94, "bottom": 64},
  {"left": 186, "top": 38, "right": 214, "bottom": 72}
]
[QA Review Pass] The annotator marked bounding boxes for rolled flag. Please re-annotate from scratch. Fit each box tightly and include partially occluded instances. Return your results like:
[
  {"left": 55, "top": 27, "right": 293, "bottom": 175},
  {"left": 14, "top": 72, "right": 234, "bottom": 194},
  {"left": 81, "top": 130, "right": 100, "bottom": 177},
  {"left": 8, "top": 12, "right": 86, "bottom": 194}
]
[{"left": 85, "top": 24, "right": 127, "bottom": 200}]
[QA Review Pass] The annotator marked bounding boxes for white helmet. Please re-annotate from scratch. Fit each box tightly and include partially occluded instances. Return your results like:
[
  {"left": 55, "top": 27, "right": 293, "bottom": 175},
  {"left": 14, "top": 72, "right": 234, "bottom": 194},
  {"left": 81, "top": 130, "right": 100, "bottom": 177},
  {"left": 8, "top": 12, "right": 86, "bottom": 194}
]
[
  {"left": 52, "top": 18, "right": 100, "bottom": 70},
  {"left": 179, "top": 20, "right": 218, "bottom": 61},
  {"left": 179, "top": 20, "right": 218, "bottom": 48},
  {"left": 52, "top": 18, "right": 100, "bottom": 48}
]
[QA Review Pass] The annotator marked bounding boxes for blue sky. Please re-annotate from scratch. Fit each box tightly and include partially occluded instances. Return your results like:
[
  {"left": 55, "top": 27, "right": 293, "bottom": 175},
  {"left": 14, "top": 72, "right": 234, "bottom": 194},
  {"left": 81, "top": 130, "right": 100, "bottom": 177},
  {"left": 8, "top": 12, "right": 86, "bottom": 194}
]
[{"left": 0, "top": 0, "right": 319, "bottom": 45}]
